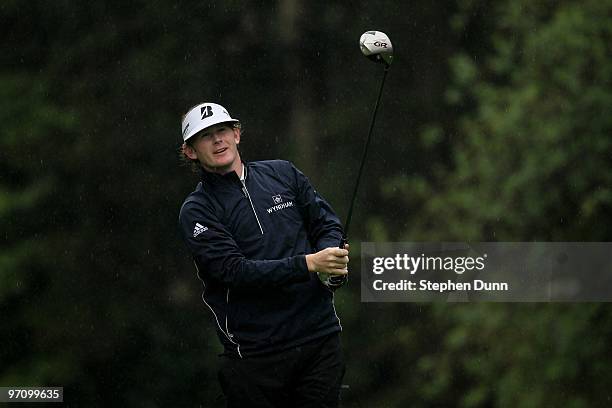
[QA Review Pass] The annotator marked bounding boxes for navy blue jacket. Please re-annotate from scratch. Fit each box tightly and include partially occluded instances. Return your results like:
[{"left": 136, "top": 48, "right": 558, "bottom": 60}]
[{"left": 179, "top": 160, "right": 345, "bottom": 357}]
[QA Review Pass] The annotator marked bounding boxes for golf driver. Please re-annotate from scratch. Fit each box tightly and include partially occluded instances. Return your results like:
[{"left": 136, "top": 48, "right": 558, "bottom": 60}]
[
  {"left": 340, "top": 30, "right": 393, "bottom": 248},
  {"left": 322, "top": 31, "right": 393, "bottom": 287}
]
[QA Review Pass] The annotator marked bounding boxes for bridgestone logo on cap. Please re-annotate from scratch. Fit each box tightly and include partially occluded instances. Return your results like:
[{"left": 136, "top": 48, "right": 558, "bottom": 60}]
[
  {"left": 201, "top": 106, "right": 213, "bottom": 119},
  {"left": 181, "top": 102, "right": 239, "bottom": 142}
]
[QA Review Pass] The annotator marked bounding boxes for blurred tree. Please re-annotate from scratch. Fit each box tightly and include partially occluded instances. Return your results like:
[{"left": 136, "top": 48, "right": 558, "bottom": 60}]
[
  {"left": 385, "top": 0, "right": 612, "bottom": 243},
  {"left": 0, "top": 72, "right": 78, "bottom": 387},
  {"left": 363, "top": 0, "right": 612, "bottom": 407}
]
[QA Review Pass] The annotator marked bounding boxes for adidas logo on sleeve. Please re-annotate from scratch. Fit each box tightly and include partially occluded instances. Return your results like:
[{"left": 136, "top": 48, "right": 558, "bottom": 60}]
[{"left": 193, "top": 223, "right": 209, "bottom": 238}]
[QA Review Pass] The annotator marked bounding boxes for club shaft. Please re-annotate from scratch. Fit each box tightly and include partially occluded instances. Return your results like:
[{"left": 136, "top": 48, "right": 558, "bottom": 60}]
[{"left": 340, "top": 65, "right": 389, "bottom": 247}]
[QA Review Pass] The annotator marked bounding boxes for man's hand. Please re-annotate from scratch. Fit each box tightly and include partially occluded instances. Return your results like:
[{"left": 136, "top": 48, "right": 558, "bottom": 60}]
[{"left": 306, "top": 245, "right": 349, "bottom": 275}]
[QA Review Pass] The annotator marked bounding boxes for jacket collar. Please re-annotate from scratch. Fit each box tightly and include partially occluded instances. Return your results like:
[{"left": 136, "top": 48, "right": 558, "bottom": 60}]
[{"left": 199, "top": 162, "right": 247, "bottom": 186}]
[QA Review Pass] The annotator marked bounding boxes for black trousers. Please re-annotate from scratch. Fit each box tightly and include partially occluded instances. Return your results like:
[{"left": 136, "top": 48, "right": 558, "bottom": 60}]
[{"left": 218, "top": 332, "right": 345, "bottom": 408}]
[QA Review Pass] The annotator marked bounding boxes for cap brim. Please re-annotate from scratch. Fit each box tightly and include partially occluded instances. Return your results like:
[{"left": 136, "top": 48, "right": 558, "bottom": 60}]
[{"left": 184, "top": 119, "right": 240, "bottom": 142}]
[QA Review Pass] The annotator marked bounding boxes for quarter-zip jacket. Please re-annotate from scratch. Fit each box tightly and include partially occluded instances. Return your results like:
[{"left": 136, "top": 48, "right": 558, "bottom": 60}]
[{"left": 179, "top": 160, "right": 345, "bottom": 357}]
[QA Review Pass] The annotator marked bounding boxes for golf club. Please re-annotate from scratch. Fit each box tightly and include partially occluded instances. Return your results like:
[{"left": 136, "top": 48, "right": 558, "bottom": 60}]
[
  {"left": 321, "top": 31, "right": 393, "bottom": 287},
  {"left": 340, "top": 30, "right": 393, "bottom": 249}
]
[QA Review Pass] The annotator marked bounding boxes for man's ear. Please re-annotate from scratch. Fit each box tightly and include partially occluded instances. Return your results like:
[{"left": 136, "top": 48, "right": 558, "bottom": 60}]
[
  {"left": 233, "top": 127, "right": 241, "bottom": 145},
  {"left": 182, "top": 143, "right": 197, "bottom": 160}
]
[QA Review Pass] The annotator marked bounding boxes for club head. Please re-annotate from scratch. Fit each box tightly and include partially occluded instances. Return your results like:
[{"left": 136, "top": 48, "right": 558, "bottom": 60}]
[{"left": 359, "top": 31, "right": 393, "bottom": 66}]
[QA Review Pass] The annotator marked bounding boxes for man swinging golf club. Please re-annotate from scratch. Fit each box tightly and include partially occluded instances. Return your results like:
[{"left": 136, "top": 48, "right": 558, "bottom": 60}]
[
  {"left": 179, "top": 30, "right": 393, "bottom": 407},
  {"left": 178, "top": 102, "right": 349, "bottom": 407}
]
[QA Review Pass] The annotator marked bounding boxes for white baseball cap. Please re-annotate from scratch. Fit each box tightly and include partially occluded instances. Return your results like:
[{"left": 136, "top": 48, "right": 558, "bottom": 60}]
[{"left": 181, "top": 102, "right": 240, "bottom": 142}]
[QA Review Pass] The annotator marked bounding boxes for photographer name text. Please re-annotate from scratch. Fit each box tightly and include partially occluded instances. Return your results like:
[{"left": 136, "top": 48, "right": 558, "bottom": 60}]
[{"left": 372, "top": 279, "right": 508, "bottom": 292}]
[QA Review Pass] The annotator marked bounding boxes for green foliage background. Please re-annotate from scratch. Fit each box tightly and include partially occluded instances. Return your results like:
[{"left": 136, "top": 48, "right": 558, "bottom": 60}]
[{"left": 2, "top": 0, "right": 611, "bottom": 406}]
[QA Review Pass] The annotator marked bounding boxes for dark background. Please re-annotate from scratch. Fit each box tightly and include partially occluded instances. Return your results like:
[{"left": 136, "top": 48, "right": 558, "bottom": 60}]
[{"left": 2, "top": 0, "right": 612, "bottom": 406}]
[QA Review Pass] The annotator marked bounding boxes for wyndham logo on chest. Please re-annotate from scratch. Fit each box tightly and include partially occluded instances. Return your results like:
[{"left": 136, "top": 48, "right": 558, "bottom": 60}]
[{"left": 267, "top": 195, "right": 294, "bottom": 214}]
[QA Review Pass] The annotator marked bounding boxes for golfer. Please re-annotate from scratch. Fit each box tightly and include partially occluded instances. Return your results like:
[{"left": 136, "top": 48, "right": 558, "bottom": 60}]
[{"left": 178, "top": 102, "right": 349, "bottom": 407}]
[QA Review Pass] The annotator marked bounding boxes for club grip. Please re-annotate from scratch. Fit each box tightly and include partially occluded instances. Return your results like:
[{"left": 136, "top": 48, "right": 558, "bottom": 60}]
[{"left": 339, "top": 237, "right": 348, "bottom": 249}]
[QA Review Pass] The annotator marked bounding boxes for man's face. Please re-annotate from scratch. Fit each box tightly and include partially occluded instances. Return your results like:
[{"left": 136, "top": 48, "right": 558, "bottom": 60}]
[{"left": 182, "top": 123, "right": 241, "bottom": 174}]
